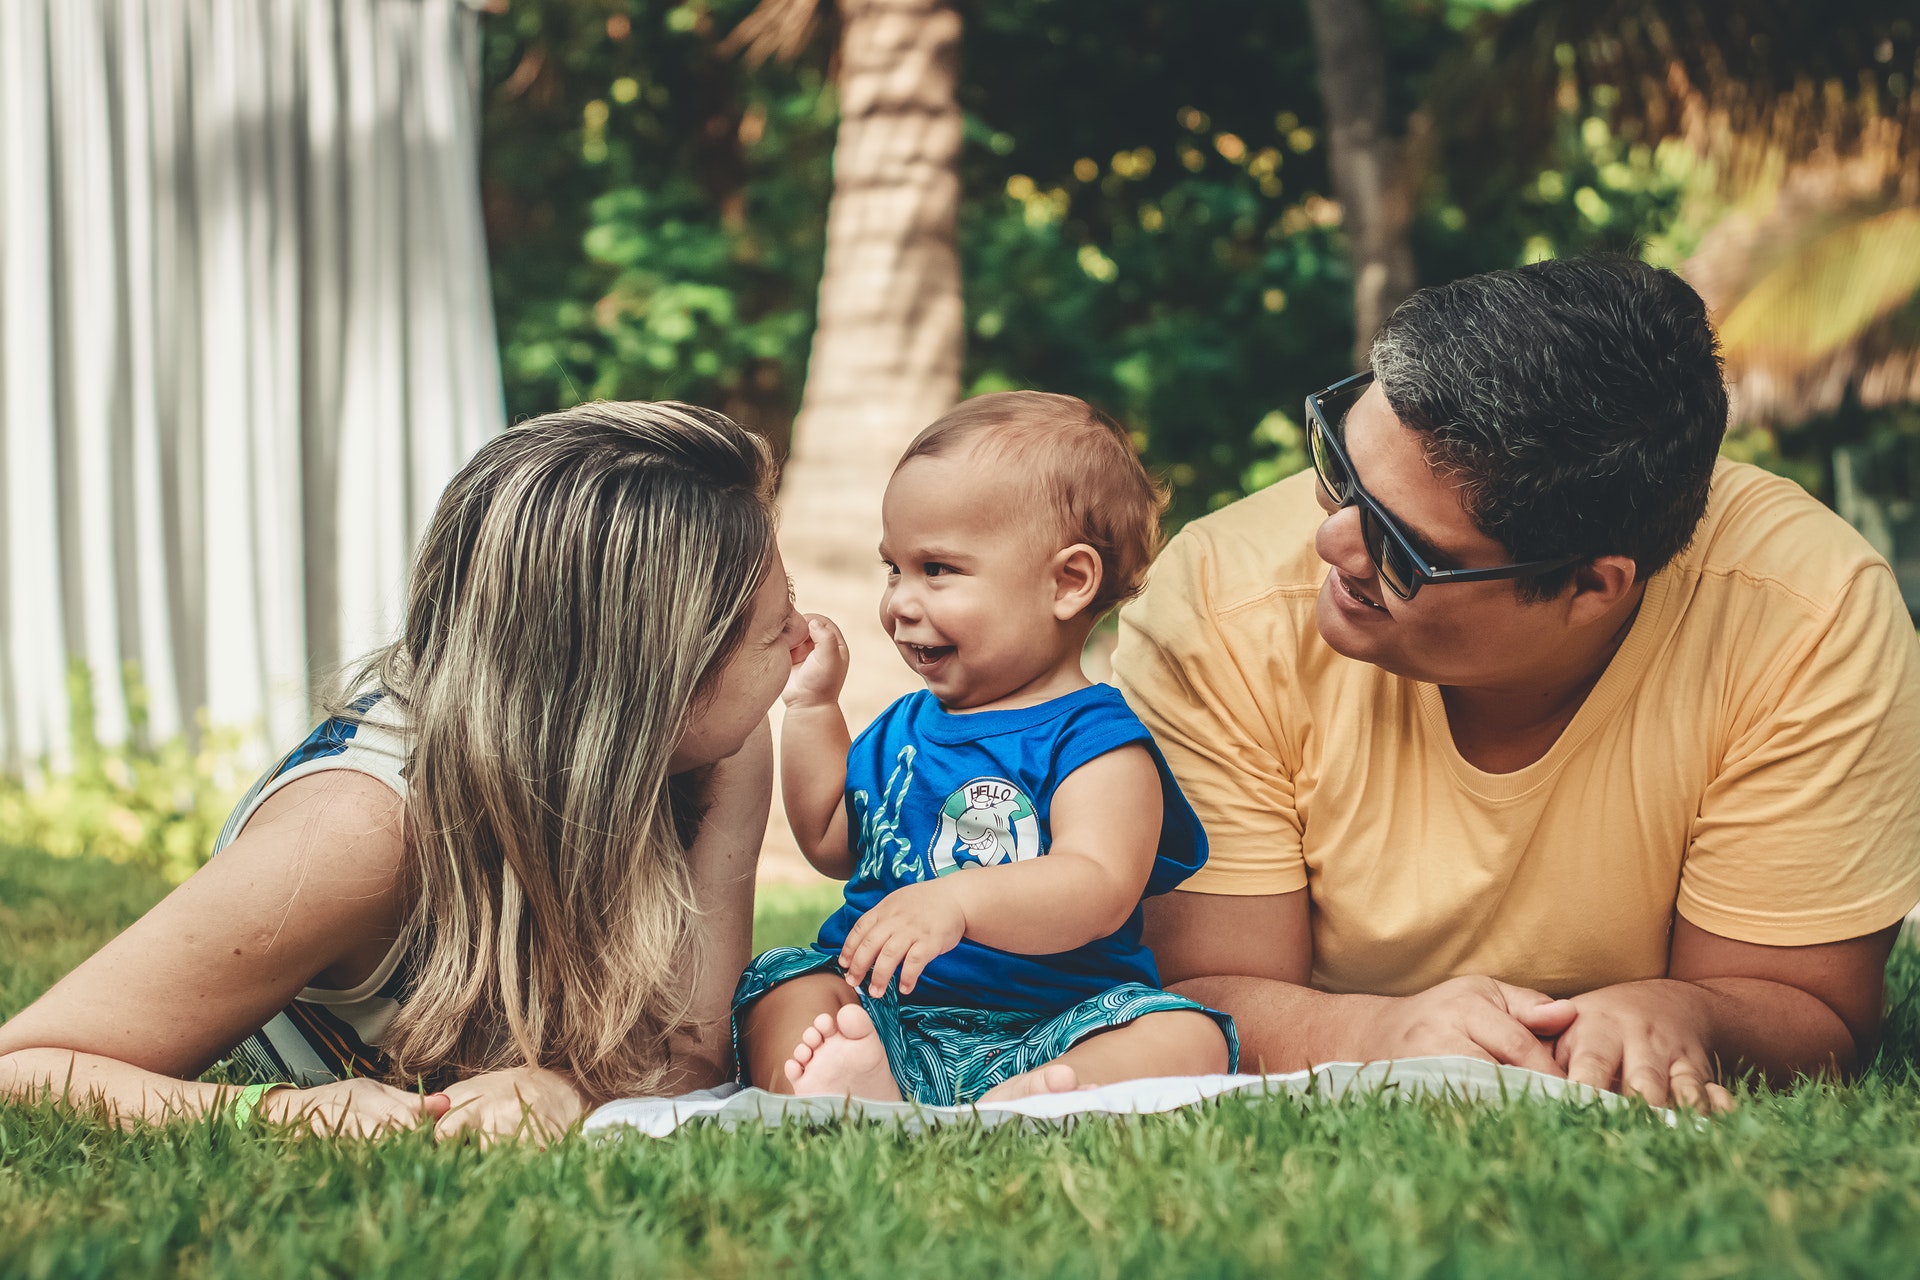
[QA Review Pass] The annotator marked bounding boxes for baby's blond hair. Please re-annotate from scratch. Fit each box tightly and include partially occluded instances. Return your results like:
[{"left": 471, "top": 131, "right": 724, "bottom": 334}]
[{"left": 897, "top": 391, "right": 1167, "bottom": 616}]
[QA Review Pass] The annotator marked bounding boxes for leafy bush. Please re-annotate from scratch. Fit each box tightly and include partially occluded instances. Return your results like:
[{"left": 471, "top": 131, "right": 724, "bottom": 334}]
[{"left": 0, "top": 663, "right": 247, "bottom": 883}]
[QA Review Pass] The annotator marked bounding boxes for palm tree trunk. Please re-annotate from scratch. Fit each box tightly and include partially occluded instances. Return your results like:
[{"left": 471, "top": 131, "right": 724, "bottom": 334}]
[
  {"left": 778, "top": 0, "right": 964, "bottom": 728},
  {"left": 1307, "top": 0, "right": 1416, "bottom": 368},
  {"left": 756, "top": 0, "right": 963, "bottom": 878}
]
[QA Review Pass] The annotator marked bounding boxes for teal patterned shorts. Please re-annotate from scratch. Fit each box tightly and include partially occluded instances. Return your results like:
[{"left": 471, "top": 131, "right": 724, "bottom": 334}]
[{"left": 732, "top": 946, "right": 1240, "bottom": 1106}]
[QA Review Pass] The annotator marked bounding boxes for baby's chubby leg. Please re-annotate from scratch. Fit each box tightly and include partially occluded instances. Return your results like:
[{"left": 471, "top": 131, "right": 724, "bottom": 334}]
[
  {"left": 977, "top": 1009, "right": 1230, "bottom": 1104},
  {"left": 739, "top": 972, "right": 902, "bottom": 1101}
]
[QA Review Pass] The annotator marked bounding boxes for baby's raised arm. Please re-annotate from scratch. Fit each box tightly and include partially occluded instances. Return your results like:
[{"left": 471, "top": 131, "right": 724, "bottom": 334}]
[
  {"left": 780, "top": 614, "right": 856, "bottom": 879},
  {"left": 837, "top": 744, "right": 1161, "bottom": 995}
]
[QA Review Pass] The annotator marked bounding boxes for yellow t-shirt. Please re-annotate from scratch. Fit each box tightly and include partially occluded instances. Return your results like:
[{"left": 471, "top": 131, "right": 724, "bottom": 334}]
[{"left": 1114, "top": 461, "right": 1920, "bottom": 998}]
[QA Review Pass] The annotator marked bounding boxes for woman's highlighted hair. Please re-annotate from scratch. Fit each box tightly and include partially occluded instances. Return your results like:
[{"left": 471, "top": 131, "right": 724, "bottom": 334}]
[{"left": 347, "top": 401, "right": 775, "bottom": 1102}]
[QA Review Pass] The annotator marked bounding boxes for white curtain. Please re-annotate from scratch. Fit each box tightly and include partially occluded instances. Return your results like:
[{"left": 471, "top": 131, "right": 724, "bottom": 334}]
[{"left": 0, "top": 0, "right": 504, "bottom": 773}]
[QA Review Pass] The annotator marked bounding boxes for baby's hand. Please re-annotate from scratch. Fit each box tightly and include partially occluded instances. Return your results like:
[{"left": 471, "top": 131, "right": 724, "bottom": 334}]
[
  {"left": 838, "top": 879, "right": 968, "bottom": 997},
  {"left": 783, "top": 614, "right": 850, "bottom": 709}
]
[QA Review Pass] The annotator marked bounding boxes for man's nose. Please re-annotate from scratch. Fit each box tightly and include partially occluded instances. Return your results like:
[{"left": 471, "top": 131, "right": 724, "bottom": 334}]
[{"left": 1313, "top": 505, "right": 1376, "bottom": 579}]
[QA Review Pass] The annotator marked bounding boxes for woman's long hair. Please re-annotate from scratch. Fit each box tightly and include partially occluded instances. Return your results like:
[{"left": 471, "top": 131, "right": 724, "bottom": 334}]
[{"left": 344, "top": 401, "right": 775, "bottom": 1101}]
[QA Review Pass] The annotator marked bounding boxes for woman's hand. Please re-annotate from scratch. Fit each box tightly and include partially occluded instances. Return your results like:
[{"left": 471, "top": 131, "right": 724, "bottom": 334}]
[
  {"left": 782, "top": 614, "right": 849, "bottom": 708},
  {"left": 263, "top": 1078, "right": 449, "bottom": 1138},
  {"left": 838, "top": 879, "right": 969, "bottom": 997},
  {"left": 431, "top": 1066, "right": 585, "bottom": 1148}
]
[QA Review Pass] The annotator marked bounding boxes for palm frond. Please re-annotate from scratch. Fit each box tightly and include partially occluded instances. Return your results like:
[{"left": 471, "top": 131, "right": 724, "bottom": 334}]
[
  {"left": 1428, "top": 0, "right": 1920, "bottom": 424},
  {"left": 720, "top": 0, "right": 829, "bottom": 67},
  {"left": 1717, "top": 206, "right": 1920, "bottom": 370},
  {"left": 1431, "top": 0, "right": 1920, "bottom": 200}
]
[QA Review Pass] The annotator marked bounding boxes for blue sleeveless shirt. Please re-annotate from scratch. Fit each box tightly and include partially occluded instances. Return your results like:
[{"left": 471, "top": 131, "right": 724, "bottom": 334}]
[{"left": 814, "top": 684, "right": 1207, "bottom": 1017}]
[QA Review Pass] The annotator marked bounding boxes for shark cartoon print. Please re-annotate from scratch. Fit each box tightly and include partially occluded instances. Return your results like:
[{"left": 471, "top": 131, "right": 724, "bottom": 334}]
[{"left": 926, "top": 776, "right": 1042, "bottom": 876}]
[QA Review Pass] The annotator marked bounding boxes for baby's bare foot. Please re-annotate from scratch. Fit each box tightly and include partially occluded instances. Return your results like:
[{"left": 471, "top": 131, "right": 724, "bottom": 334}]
[
  {"left": 783, "top": 1004, "right": 902, "bottom": 1101},
  {"left": 977, "top": 1061, "right": 1083, "bottom": 1105}
]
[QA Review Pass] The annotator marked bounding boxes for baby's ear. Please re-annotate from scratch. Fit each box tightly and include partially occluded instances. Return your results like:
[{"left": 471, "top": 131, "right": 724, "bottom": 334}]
[{"left": 1051, "top": 544, "right": 1103, "bottom": 620}]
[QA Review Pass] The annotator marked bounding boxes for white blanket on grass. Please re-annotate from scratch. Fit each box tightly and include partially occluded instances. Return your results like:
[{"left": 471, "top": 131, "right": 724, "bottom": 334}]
[{"left": 584, "top": 1055, "right": 1631, "bottom": 1138}]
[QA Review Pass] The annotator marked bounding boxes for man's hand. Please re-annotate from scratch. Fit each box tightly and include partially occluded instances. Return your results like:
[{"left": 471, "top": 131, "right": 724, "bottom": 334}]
[
  {"left": 782, "top": 615, "right": 849, "bottom": 709},
  {"left": 1363, "top": 976, "right": 1577, "bottom": 1077},
  {"left": 838, "top": 879, "right": 969, "bottom": 997},
  {"left": 1554, "top": 979, "right": 1736, "bottom": 1112},
  {"left": 431, "top": 1066, "right": 585, "bottom": 1148}
]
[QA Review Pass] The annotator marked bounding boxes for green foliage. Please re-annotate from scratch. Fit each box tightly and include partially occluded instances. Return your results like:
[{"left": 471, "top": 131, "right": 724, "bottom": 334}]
[
  {"left": 952, "top": 0, "right": 1355, "bottom": 520},
  {"left": 482, "top": 0, "right": 1377, "bottom": 520},
  {"left": 1415, "top": 57, "right": 1693, "bottom": 285},
  {"left": 482, "top": 0, "right": 1892, "bottom": 534},
  {"left": 0, "top": 662, "right": 246, "bottom": 884},
  {"left": 3, "top": 846, "right": 1920, "bottom": 1276},
  {"left": 483, "top": 0, "right": 832, "bottom": 449},
  {"left": 751, "top": 880, "right": 844, "bottom": 955}
]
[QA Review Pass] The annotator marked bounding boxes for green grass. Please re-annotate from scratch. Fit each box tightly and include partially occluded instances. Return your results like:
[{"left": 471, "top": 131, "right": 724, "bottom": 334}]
[{"left": 3, "top": 845, "right": 1918, "bottom": 1278}]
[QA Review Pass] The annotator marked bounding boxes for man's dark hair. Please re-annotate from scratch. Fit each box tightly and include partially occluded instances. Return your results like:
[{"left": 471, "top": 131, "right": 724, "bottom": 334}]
[{"left": 1369, "top": 256, "right": 1728, "bottom": 601}]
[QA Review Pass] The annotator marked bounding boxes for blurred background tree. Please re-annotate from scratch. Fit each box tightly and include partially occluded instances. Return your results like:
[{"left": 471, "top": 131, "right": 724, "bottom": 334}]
[{"left": 478, "top": 0, "right": 1920, "bottom": 602}]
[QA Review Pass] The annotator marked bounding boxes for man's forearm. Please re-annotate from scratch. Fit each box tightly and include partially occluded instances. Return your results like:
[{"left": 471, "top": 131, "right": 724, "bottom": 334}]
[
  {"left": 1170, "top": 975, "right": 1389, "bottom": 1075},
  {"left": 1176, "top": 971, "right": 1579, "bottom": 1078},
  {"left": 1686, "top": 976, "right": 1864, "bottom": 1084}
]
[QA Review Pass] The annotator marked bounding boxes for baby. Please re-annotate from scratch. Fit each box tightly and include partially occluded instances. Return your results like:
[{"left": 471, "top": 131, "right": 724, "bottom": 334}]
[{"left": 734, "top": 391, "right": 1237, "bottom": 1105}]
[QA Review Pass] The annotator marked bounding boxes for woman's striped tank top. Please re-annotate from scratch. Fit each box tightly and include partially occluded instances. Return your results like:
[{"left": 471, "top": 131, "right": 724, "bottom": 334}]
[{"left": 216, "top": 696, "right": 415, "bottom": 1087}]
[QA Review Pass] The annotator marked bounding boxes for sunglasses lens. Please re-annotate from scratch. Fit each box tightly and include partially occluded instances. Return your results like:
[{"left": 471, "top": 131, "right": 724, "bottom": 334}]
[
  {"left": 1360, "top": 507, "right": 1417, "bottom": 600},
  {"left": 1380, "top": 542, "right": 1416, "bottom": 600},
  {"left": 1310, "top": 415, "right": 1352, "bottom": 504}
]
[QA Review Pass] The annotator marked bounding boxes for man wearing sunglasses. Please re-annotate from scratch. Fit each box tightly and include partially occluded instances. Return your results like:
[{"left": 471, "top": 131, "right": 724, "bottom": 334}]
[{"left": 1115, "top": 256, "right": 1920, "bottom": 1111}]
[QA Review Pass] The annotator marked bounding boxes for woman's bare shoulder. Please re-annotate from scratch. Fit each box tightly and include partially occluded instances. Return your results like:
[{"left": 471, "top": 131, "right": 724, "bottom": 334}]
[
  {"left": 0, "top": 769, "right": 411, "bottom": 1075},
  {"left": 235, "top": 767, "right": 410, "bottom": 893}
]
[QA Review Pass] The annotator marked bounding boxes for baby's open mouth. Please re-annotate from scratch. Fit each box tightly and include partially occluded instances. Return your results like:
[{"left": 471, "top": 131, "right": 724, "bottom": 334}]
[{"left": 907, "top": 643, "right": 955, "bottom": 667}]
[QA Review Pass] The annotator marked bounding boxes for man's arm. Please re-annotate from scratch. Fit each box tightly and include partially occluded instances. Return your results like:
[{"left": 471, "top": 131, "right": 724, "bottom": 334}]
[
  {"left": 1150, "top": 889, "right": 1574, "bottom": 1077},
  {"left": 1553, "top": 914, "right": 1900, "bottom": 1109},
  {"left": 1581, "top": 563, "right": 1920, "bottom": 1109},
  {"left": 1676, "top": 914, "right": 1898, "bottom": 1078}
]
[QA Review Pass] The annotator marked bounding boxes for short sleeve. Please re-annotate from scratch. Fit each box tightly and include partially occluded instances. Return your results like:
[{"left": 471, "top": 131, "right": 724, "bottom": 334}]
[
  {"left": 1113, "top": 529, "right": 1307, "bottom": 896},
  {"left": 1679, "top": 564, "right": 1920, "bottom": 945}
]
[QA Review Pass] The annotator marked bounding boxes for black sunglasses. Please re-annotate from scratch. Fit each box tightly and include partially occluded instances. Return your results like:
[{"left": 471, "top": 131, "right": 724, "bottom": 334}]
[{"left": 1305, "top": 371, "right": 1579, "bottom": 601}]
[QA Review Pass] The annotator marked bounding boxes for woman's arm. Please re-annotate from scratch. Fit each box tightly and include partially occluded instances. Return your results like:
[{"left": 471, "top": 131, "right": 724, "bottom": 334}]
[
  {"left": 837, "top": 746, "right": 1162, "bottom": 996},
  {"left": 0, "top": 770, "right": 437, "bottom": 1134},
  {"left": 665, "top": 717, "right": 773, "bottom": 1090}
]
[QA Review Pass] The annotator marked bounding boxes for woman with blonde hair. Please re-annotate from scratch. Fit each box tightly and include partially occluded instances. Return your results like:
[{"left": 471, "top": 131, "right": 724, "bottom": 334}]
[{"left": 0, "top": 402, "right": 808, "bottom": 1141}]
